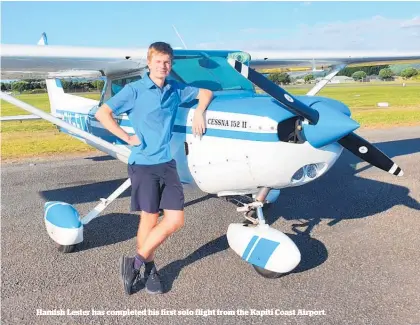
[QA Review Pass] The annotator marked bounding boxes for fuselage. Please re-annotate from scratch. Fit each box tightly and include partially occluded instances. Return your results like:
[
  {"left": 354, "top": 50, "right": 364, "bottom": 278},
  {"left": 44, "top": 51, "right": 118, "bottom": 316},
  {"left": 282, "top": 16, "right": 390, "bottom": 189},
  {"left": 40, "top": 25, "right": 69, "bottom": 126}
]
[{"left": 58, "top": 90, "right": 345, "bottom": 196}]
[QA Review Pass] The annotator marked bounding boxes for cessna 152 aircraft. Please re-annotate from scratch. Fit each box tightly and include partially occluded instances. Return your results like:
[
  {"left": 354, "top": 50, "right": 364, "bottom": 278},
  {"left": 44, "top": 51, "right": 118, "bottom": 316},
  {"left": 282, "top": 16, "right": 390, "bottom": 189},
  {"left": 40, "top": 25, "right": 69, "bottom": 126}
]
[{"left": 2, "top": 33, "right": 419, "bottom": 278}]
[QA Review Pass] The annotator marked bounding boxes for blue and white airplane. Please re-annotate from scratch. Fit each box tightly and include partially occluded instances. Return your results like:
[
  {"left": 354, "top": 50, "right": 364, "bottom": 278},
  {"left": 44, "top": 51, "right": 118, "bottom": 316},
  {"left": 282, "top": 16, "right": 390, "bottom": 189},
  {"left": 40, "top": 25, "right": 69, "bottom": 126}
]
[{"left": 1, "top": 33, "right": 419, "bottom": 278}]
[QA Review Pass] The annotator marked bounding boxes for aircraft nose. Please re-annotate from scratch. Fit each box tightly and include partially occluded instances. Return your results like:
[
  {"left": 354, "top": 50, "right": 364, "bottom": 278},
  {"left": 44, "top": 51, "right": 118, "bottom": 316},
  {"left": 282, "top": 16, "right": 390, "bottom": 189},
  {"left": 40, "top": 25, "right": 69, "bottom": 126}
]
[{"left": 302, "top": 102, "right": 360, "bottom": 148}]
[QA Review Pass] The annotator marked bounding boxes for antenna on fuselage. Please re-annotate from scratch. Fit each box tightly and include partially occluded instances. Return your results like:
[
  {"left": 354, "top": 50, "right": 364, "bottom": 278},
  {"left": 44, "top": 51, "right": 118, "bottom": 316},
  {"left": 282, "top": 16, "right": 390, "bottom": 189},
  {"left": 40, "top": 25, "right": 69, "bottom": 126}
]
[{"left": 172, "top": 25, "right": 188, "bottom": 49}]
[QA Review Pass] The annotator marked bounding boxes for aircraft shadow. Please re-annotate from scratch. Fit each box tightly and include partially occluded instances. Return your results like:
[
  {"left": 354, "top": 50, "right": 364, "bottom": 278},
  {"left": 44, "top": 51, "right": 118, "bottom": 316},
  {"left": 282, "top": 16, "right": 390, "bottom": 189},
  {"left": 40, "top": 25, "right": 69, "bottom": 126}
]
[
  {"left": 264, "top": 137, "right": 420, "bottom": 233},
  {"left": 71, "top": 194, "right": 216, "bottom": 252},
  {"left": 85, "top": 155, "right": 116, "bottom": 162},
  {"left": 41, "top": 178, "right": 131, "bottom": 204},
  {"left": 141, "top": 232, "right": 327, "bottom": 293}
]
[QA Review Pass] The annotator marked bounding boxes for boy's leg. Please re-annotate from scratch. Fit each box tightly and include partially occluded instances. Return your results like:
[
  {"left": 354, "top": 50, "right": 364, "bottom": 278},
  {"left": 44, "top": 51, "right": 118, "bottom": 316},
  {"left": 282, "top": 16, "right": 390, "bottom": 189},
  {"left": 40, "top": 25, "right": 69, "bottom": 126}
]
[
  {"left": 140, "top": 160, "right": 185, "bottom": 294},
  {"left": 137, "top": 209, "right": 184, "bottom": 294},
  {"left": 137, "top": 211, "right": 159, "bottom": 262},
  {"left": 121, "top": 164, "right": 161, "bottom": 295},
  {"left": 137, "top": 210, "right": 184, "bottom": 258}
]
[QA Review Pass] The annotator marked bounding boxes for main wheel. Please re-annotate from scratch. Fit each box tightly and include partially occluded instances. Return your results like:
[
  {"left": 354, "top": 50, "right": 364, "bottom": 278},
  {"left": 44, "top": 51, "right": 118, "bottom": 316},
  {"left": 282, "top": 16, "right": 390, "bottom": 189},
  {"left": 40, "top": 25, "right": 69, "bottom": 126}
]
[
  {"left": 57, "top": 244, "right": 76, "bottom": 253},
  {"left": 253, "top": 265, "right": 285, "bottom": 279}
]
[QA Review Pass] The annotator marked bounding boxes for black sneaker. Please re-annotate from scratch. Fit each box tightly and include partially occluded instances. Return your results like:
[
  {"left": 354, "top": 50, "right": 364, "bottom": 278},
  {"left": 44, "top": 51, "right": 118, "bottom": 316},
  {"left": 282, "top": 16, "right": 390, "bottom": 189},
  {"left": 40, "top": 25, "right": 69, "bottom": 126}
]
[
  {"left": 120, "top": 256, "right": 140, "bottom": 295},
  {"left": 144, "top": 263, "right": 163, "bottom": 294}
]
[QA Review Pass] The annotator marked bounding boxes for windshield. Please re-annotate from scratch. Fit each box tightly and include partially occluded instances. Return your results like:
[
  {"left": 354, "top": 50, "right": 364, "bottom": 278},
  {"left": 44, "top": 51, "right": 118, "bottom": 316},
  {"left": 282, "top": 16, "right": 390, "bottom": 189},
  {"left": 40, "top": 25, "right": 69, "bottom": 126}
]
[{"left": 171, "top": 55, "right": 254, "bottom": 92}]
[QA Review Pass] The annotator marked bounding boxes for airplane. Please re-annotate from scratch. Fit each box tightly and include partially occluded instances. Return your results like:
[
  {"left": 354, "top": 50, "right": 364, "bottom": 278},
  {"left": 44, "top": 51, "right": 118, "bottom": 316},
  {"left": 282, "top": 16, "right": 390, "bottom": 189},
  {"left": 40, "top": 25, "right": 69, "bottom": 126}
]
[{"left": 1, "top": 33, "right": 419, "bottom": 279}]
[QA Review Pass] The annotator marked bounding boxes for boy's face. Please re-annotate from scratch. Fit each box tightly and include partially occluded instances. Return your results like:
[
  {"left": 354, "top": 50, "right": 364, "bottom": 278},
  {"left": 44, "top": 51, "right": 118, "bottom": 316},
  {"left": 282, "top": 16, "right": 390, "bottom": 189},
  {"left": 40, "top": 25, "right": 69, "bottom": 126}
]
[{"left": 148, "top": 52, "right": 172, "bottom": 80}]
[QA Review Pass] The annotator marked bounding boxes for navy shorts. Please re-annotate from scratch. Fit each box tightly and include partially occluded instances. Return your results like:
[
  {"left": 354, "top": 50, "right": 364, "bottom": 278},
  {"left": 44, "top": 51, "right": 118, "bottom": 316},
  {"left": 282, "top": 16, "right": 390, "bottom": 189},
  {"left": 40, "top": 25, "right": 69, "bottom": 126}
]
[{"left": 127, "top": 159, "right": 184, "bottom": 213}]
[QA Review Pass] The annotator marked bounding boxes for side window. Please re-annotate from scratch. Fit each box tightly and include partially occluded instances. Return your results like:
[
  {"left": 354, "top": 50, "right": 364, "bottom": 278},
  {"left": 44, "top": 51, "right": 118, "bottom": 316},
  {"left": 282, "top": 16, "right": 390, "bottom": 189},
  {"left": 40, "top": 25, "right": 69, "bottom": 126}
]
[{"left": 111, "top": 76, "right": 142, "bottom": 96}]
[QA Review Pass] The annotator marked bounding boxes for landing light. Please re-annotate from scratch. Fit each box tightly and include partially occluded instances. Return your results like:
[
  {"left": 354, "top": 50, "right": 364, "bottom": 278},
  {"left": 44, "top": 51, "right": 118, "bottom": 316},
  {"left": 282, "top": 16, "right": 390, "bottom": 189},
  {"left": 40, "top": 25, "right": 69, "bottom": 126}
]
[
  {"left": 292, "top": 168, "right": 304, "bottom": 181},
  {"left": 291, "top": 163, "right": 326, "bottom": 183},
  {"left": 305, "top": 164, "right": 318, "bottom": 179}
]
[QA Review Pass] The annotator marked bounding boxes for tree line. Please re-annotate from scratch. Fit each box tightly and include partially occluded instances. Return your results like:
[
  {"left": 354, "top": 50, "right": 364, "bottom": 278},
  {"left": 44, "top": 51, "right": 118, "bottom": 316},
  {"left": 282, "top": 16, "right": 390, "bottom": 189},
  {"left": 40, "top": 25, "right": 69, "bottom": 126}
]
[
  {"left": 268, "top": 66, "right": 419, "bottom": 85},
  {"left": 1, "top": 79, "right": 105, "bottom": 93}
]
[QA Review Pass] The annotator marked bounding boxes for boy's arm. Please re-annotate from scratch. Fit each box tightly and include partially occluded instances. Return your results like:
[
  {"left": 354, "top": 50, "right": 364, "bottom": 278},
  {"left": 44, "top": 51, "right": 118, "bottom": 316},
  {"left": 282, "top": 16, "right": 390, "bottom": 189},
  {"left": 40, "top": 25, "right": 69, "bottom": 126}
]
[
  {"left": 95, "top": 104, "right": 139, "bottom": 145},
  {"left": 195, "top": 88, "right": 213, "bottom": 113},
  {"left": 177, "top": 83, "right": 213, "bottom": 137},
  {"left": 95, "top": 85, "right": 140, "bottom": 146},
  {"left": 192, "top": 88, "right": 213, "bottom": 136}
]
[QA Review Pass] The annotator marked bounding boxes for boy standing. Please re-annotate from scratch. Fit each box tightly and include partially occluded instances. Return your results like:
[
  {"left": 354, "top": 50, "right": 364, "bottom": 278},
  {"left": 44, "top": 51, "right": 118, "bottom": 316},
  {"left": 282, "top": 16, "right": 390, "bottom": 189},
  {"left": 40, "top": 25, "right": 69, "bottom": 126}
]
[{"left": 96, "top": 42, "right": 213, "bottom": 294}]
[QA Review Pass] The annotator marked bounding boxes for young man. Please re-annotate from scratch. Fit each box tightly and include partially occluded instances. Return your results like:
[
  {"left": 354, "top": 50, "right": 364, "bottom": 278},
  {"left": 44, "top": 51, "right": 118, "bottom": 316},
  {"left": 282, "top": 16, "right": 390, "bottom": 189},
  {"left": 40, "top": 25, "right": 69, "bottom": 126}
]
[{"left": 95, "top": 42, "right": 213, "bottom": 295}]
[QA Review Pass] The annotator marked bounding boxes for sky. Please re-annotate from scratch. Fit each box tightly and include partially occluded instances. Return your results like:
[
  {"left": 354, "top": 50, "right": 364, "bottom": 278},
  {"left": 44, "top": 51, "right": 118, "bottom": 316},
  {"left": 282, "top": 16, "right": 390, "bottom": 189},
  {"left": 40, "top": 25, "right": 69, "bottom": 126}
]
[{"left": 1, "top": 1, "right": 420, "bottom": 51}]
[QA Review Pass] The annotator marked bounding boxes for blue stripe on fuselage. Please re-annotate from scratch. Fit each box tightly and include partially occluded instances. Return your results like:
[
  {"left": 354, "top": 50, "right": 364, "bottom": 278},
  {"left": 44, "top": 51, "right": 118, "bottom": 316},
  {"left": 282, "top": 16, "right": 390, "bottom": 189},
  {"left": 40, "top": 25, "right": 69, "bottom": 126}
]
[{"left": 172, "top": 125, "right": 278, "bottom": 142}]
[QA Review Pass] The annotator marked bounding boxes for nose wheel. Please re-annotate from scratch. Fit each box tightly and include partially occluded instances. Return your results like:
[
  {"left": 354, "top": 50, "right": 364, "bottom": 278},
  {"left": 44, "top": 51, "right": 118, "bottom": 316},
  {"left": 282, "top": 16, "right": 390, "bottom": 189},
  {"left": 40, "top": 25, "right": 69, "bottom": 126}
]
[
  {"left": 57, "top": 244, "right": 76, "bottom": 253},
  {"left": 253, "top": 265, "right": 286, "bottom": 279},
  {"left": 238, "top": 191, "right": 296, "bottom": 279},
  {"left": 241, "top": 212, "right": 287, "bottom": 278}
]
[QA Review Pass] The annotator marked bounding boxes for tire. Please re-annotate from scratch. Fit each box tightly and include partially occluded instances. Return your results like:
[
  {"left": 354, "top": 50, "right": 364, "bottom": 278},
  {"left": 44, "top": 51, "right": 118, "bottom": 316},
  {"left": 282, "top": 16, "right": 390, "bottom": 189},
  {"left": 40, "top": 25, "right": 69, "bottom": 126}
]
[
  {"left": 57, "top": 244, "right": 76, "bottom": 253},
  {"left": 253, "top": 265, "right": 285, "bottom": 279}
]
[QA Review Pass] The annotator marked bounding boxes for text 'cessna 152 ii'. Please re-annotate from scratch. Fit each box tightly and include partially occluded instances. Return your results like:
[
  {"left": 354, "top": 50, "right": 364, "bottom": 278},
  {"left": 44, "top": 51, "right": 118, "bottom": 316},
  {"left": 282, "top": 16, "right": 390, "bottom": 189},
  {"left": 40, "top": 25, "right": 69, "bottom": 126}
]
[{"left": 1, "top": 33, "right": 419, "bottom": 278}]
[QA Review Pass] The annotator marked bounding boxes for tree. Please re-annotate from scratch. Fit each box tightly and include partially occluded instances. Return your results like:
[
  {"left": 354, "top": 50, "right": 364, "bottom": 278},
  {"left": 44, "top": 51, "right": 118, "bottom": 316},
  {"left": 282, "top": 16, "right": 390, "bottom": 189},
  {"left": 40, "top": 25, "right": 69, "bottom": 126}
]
[
  {"left": 304, "top": 74, "right": 314, "bottom": 83},
  {"left": 11, "top": 81, "right": 29, "bottom": 93},
  {"left": 379, "top": 68, "right": 394, "bottom": 80},
  {"left": 400, "top": 67, "right": 418, "bottom": 79},
  {"left": 1, "top": 83, "right": 11, "bottom": 91},
  {"left": 268, "top": 72, "right": 291, "bottom": 85},
  {"left": 351, "top": 71, "right": 367, "bottom": 81},
  {"left": 92, "top": 80, "right": 105, "bottom": 91}
]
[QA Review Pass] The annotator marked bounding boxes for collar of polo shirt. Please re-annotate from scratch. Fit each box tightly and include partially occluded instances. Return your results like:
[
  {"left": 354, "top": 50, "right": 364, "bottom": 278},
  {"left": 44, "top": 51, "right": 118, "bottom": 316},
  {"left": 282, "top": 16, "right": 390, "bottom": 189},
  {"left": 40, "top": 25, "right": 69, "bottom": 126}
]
[{"left": 143, "top": 72, "right": 172, "bottom": 91}]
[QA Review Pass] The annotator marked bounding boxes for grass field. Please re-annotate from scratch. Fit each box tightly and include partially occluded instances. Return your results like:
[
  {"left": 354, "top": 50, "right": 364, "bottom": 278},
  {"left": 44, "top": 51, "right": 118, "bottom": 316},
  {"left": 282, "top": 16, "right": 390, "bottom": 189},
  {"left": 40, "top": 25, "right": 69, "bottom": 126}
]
[{"left": 1, "top": 84, "right": 419, "bottom": 160}]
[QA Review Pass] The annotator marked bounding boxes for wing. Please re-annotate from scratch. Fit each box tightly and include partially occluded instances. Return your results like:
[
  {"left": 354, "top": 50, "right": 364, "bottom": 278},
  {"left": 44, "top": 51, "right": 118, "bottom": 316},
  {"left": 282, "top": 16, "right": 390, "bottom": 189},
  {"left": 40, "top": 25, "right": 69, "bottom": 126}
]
[
  {"left": 1, "top": 44, "right": 240, "bottom": 79},
  {"left": 246, "top": 50, "right": 420, "bottom": 70},
  {"left": 1, "top": 44, "right": 149, "bottom": 79}
]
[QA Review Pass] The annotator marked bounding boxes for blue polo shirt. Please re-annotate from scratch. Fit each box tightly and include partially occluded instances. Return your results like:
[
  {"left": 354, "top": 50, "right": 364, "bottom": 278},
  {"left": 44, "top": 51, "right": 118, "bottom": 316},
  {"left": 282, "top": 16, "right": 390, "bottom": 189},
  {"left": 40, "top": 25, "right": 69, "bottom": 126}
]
[{"left": 106, "top": 73, "right": 199, "bottom": 165}]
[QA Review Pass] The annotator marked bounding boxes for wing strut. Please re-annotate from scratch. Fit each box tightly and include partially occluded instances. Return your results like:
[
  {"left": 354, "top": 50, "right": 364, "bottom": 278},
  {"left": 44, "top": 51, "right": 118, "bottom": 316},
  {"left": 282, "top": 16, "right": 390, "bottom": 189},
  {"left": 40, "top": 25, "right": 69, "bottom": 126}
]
[{"left": 306, "top": 64, "right": 347, "bottom": 96}]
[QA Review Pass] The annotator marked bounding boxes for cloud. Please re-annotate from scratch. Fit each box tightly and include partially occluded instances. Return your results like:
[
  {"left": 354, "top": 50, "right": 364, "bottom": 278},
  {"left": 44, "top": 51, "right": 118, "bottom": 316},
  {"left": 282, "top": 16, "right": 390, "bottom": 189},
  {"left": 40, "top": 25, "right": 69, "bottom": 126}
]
[
  {"left": 196, "top": 16, "right": 420, "bottom": 51},
  {"left": 401, "top": 16, "right": 420, "bottom": 28},
  {"left": 239, "top": 27, "right": 286, "bottom": 34}
]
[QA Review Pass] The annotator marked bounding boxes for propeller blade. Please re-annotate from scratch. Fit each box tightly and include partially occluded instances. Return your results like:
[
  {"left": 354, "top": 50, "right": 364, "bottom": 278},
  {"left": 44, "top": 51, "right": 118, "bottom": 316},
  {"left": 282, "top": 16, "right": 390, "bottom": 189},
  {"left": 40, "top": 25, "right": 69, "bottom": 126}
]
[
  {"left": 338, "top": 132, "right": 404, "bottom": 176},
  {"left": 227, "top": 58, "right": 319, "bottom": 124}
]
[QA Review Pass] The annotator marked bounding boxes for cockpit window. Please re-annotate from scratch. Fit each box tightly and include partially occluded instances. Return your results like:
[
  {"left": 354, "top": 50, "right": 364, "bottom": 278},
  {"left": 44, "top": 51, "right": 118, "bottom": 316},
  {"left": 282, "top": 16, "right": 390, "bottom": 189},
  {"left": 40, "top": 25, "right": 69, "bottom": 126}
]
[
  {"left": 171, "top": 55, "right": 254, "bottom": 92},
  {"left": 111, "top": 75, "right": 142, "bottom": 96}
]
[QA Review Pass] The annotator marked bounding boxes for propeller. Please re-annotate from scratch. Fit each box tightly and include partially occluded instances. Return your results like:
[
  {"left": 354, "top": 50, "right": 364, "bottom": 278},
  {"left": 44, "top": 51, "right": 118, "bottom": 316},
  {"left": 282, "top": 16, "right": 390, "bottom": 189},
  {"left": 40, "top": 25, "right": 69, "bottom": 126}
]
[{"left": 228, "top": 59, "right": 404, "bottom": 176}]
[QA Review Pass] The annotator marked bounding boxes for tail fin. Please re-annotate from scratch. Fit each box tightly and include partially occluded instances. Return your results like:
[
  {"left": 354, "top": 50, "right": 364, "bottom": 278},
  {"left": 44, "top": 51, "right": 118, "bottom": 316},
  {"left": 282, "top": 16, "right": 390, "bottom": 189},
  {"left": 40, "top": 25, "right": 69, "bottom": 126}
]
[
  {"left": 38, "top": 33, "right": 99, "bottom": 116},
  {"left": 38, "top": 32, "right": 48, "bottom": 45}
]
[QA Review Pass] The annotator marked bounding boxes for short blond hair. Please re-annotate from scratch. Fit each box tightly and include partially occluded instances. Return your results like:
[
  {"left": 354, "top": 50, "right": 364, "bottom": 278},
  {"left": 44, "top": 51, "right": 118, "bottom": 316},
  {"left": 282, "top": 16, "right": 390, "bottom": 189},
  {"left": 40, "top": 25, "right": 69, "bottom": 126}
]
[{"left": 147, "top": 42, "right": 174, "bottom": 61}]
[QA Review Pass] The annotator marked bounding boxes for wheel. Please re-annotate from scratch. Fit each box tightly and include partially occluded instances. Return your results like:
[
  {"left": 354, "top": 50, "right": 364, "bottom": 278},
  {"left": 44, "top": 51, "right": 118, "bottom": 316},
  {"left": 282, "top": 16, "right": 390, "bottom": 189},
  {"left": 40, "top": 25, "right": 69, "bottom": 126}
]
[
  {"left": 57, "top": 244, "right": 76, "bottom": 253},
  {"left": 253, "top": 265, "right": 285, "bottom": 279}
]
